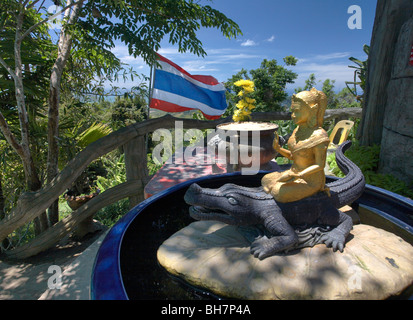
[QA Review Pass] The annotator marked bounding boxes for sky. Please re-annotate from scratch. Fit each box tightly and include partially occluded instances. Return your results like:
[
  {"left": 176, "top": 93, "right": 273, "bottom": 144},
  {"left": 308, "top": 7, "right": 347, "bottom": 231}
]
[{"left": 111, "top": 0, "right": 377, "bottom": 94}]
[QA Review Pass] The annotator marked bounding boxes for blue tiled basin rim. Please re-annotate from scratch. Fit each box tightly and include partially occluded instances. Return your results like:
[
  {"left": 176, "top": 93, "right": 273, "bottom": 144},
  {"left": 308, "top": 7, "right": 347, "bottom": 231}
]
[{"left": 91, "top": 172, "right": 413, "bottom": 300}]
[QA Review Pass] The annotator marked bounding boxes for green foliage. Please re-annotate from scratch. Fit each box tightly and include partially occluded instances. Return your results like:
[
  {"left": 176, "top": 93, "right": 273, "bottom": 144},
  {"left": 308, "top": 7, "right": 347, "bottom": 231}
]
[
  {"left": 294, "top": 73, "right": 317, "bottom": 93},
  {"left": 95, "top": 153, "right": 126, "bottom": 192},
  {"left": 0, "top": 0, "right": 244, "bottom": 240},
  {"left": 57, "top": 118, "right": 113, "bottom": 170},
  {"left": 327, "top": 142, "right": 413, "bottom": 199},
  {"left": 283, "top": 56, "right": 298, "bottom": 66},
  {"left": 272, "top": 119, "right": 296, "bottom": 138},
  {"left": 77, "top": 122, "right": 113, "bottom": 149},
  {"left": 0, "top": 141, "right": 25, "bottom": 213},
  {"left": 0, "top": 0, "right": 241, "bottom": 196},
  {"left": 321, "top": 79, "right": 339, "bottom": 109},
  {"left": 345, "top": 44, "right": 369, "bottom": 103},
  {"left": 110, "top": 96, "right": 147, "bottom": 130},
  {"left": 365, "top": 173, "right": 413, "bottom": 198},
  {"left": 147, "top": 153, "right": 163, "bottom": 176},
  {"left": 294, "top": 74, "right": 361, "bottom": 110},
  {"left": 328, "top": 143, "right": 380, "bottom": 176},
  {"left": 0, "top": 3, "right": 54, "bottom": 179},
  {"left": 94, "top": 198, "right": 130, "bottom": 227},
  {"left": 336, "top": 87, "right": 361, "bottom": 108},
  {"left": 76, "top": 0, "right": 242, "bottom": 66},
  {"left": 224, "top": 58, "right": 298, "bottom": 115}
]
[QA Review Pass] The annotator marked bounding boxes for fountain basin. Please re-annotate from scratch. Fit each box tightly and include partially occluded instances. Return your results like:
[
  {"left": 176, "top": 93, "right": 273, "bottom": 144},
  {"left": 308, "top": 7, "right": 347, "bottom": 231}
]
[{"left": 91, "top": 172, "right": 413, "bottom": 300}]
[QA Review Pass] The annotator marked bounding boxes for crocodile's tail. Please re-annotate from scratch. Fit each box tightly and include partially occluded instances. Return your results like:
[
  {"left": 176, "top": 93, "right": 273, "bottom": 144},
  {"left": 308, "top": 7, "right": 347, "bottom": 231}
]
[{"left": 326, "top": 141, "right": 365, "bottom": 208}]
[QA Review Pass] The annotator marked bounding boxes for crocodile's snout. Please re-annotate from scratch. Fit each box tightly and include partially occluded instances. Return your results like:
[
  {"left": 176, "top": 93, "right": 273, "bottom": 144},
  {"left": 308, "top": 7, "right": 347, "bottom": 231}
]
[{"left": 184, "top": 183, "right": 203, "bottom": 205}]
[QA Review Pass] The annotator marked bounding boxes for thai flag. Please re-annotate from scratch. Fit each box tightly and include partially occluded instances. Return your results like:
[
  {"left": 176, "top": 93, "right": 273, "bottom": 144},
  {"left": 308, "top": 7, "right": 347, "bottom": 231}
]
[{"left": 149, "top": 54, "right": 227, "bottom": 120}]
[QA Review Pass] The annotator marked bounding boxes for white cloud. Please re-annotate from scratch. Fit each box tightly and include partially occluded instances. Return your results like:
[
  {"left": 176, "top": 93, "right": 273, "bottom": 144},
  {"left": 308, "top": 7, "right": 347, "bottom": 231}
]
[
  {"left": 241, "top": 39, "right": 258, "bottom": 47},
  {"left": 181, "top": 60, "right": 219, "bottom": 73},
  {"left": 214, "top": 53, "right": 262, "bottom": 61},
  {"left": 289, "top": 62, "right": 354, "bottom": 92},
  {"left": 290, "top": 51, "right": 355, "bottom": 91},
  {"left": 312, "top": 52, "right": 351, "bottom": 61},
  {"left": 158, "top": 47, "right": 181, "bottom": 56},
  {"left": 111, "top": 45, "right": 263, "bottom": 84},
  {"left": 298, "top": 52, "right": 351, "bottom": 64},
  {"left": 110, "top": 44, "right": 146, "bottom": 66},
  {"left": 266, "top": 35, "right": 275, "bottom": 42},
  {"left": 178, "top": 52, "right": 262, "bottom": 74},
  {"left": 207, "top": 48, "right": 239, "bottom": 55}
]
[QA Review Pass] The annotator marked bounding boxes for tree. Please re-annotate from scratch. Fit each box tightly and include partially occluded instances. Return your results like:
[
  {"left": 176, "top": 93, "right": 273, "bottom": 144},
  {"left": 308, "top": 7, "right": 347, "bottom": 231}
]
[
  {"left": 0, "top": 1, "right": 55, "bottom": 233},
  {"left": 294, "top": 74, "right": 360, "bottom": 110},
  {"left": 225, "top": 57, "right": 298, "bottom": 115},
  {"left": 294, "top": 73, "right": 317, "bottom": 93},
  {"left": 321, "top": 79, "right": 339, "bottom": 109},
  {"left": 345, "top": 44, "right": 369, "bottom": 104},
  {"left": 0, "top": 0, "right": 241, "bottom": 238},
  {"left": 335, "top": 87, "right": 361, "bottom": 109}
]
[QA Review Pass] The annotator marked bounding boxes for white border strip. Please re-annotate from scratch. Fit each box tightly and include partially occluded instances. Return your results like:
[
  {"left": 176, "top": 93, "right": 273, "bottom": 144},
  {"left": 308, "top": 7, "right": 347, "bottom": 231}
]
[
  {"left": 152, "top": 89, "right": 226, "bottom": 116},
  {"left": 157, "top": 61, "right": 225, "bottom": 92}
]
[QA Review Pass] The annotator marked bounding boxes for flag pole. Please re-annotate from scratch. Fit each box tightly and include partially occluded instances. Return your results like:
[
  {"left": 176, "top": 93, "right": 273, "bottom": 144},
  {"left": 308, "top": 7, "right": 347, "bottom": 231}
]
[
  {"left": 147, "top": 66, "right": 154, "bottom": 120},
  {"left": 146, "top": 54, "right": 156, "bottom": 150}
]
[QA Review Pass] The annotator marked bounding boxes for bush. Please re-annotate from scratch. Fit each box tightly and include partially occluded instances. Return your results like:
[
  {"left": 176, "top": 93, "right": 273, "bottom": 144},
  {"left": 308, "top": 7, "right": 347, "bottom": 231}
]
[
  {"left": 94, "top": 198, "right": 130, "bottom": 227},
  {"left": 327, "top": 142, "right": 413, "bottom": 199}
]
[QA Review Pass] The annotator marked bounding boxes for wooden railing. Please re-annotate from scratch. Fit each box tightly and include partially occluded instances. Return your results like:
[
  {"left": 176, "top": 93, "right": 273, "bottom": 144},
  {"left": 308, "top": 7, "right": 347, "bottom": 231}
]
[{"left": 0, "top": 107, "right": 362, "bottom": 259}]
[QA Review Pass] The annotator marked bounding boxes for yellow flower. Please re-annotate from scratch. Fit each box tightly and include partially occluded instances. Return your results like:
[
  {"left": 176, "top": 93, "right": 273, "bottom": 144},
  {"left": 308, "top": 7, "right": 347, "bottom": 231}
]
[
  {"left": 236, "top": 100, "right": 247, "bottom": 109},
  {"left": 232, "top": 110, "right": 243, "bottom": 122},
  {"left": 242, "top": 86, "right": 254, "bottom": 94},
  {"left": 234, "top": 79, "right": 254, "bottom": 88},
  {"left": 232, "top": 79, "right": 256, "bottom": 122}
]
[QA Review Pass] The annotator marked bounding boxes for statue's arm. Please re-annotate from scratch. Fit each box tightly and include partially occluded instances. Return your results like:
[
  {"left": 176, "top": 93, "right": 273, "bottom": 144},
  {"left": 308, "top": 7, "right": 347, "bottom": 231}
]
[
  {"left": 273, "top": 133, "right": 293, "bottom": 160},
  {"left": 276, "top": 147, "right": 293, "bottom": 160},
  {"left": 295, "top": 143, "right": 328, "bottom": 178}
]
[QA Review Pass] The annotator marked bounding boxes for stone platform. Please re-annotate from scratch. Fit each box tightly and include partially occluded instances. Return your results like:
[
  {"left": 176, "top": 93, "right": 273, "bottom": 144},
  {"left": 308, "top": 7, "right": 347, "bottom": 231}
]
[{"left": 157, "top": 221, "right": 413, "bottom": 300}]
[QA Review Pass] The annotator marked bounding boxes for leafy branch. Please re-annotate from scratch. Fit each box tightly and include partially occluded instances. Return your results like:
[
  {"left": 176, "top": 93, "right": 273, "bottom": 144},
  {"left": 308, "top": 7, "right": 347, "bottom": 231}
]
[{"left": 345, "top": 44, "right": 369, "bottom": 103}]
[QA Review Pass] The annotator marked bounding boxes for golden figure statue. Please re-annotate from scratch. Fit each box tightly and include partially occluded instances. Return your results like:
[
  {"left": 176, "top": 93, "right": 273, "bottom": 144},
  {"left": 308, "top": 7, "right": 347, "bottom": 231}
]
[{"left": 261, "top": 88, "right": 330, "bottom": 203}]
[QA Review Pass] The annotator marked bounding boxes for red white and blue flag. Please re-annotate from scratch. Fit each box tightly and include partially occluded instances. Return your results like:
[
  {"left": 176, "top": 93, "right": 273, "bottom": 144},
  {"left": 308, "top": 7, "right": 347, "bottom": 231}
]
[{"left": 149, "top": 54, "right": 227, "bottom": 120}]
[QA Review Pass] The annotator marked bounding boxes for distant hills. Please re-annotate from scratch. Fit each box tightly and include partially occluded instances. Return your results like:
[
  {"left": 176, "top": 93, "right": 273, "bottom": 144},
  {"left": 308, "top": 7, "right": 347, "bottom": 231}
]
[{"left": 149, "top": 108, "right": 201, "bottom": 119}]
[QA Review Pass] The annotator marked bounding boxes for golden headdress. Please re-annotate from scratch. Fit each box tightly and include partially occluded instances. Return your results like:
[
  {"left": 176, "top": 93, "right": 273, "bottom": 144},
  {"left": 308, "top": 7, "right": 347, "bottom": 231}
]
[{"left": 292, "top": 88, "right": 327, "bottom": 127}]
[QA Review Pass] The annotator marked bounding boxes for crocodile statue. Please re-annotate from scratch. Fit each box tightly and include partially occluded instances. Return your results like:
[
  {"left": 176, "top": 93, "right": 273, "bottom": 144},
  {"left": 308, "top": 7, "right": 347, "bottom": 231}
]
[{"left": 184, "top": 141, "right": 365, "bottom": 260}]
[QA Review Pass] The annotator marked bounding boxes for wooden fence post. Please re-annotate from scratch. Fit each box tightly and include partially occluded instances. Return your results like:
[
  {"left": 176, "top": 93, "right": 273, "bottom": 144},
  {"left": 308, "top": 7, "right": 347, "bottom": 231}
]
[{"left": 124, "top": 134, "right": 148, "bottom": 208}]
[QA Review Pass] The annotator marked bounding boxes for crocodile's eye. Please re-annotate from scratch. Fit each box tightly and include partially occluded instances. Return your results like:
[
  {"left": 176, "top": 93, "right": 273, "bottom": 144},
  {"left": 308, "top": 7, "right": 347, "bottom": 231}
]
[{"left": 227, "top": 196, "right": 238, "bottom": 205}]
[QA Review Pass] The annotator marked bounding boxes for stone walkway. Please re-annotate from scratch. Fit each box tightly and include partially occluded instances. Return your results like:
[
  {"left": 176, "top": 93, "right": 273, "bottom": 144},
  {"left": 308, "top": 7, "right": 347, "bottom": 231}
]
[{"left": 0, "top": 230, "right": 107, "bottom": 300}]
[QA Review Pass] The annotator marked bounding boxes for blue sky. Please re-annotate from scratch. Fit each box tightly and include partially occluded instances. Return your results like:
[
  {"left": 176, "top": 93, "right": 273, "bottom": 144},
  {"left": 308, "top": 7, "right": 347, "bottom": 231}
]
[
  {"left": 112, "top": 0, "right": 376, "bottom": 94},
  {"left": 43, "top": 0, "right": 377, "bottom": 94}
]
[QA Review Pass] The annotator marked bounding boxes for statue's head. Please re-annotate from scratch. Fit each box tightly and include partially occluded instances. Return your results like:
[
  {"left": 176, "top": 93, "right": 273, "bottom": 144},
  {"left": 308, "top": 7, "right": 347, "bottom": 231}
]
[{"left": 291, "top": 88, "right": 327, "bottom": 127}]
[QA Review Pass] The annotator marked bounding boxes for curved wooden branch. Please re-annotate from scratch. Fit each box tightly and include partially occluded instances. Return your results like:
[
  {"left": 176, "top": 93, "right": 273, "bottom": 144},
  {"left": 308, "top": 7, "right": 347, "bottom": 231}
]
[
  {"left": 324, "top": 107, "right": 362, "bottom": 121},
  {"left": 0, "top": 125, "right": 140, "bottom": 242},
  {"left": 4, "top": 179, "right": 143, "bottom": 260}
]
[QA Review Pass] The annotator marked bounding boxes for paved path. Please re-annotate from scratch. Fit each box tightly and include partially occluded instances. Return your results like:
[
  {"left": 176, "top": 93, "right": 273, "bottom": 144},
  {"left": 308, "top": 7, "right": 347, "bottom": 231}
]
[
  {"left": 39, "top": 230, "right": 108, "bottom": 300},
  {"left": 0, "top": 230, "right": 107, "bottom": 300}
]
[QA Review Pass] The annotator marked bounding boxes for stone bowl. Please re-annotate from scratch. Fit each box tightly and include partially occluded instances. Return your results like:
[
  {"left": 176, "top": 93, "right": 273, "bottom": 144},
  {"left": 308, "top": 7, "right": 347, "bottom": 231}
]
[
  {"left": 215, "top": 122, "right": 279, "bottom": 171},
  {"left": 91, "top": 172, "right": 413, "bottom": 300}
]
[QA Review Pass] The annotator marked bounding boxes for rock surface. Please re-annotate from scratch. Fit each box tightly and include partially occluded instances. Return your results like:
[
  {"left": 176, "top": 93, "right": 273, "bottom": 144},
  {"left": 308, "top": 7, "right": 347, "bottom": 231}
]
[
  {"left": 157, "top": 221, "right": 413, "bottom": 300},
  {"left": 379, "top": 17, "right": 413, "bottom": 183}
]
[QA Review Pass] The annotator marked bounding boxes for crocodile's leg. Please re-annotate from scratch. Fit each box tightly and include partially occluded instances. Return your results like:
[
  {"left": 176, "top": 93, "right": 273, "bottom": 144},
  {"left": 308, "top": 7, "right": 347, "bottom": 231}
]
[
  {"left": 316, "top": 202, "right": 353, "bottom": 252},
  {"left": 250, "top": 210, "right": 298, "bottom": 260}
]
